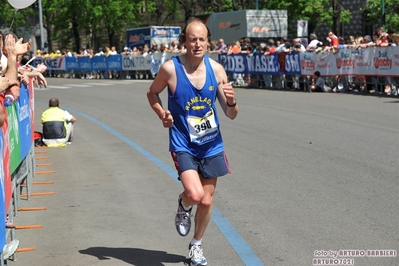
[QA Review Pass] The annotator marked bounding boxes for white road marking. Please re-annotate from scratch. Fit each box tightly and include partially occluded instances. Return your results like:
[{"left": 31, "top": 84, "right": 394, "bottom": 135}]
[
  {"left": 46, "top": 85, "right": 70, "bottom": 89},
  {"left": 67, "top": 84, "right": 92, "bottom": 87}
]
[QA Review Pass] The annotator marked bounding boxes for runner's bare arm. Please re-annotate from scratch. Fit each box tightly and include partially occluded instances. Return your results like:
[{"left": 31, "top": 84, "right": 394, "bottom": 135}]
[
  {"left": 211, "top": 60, "right": 238, "bottom": 119},
  {"left": 147, "top": 60, "right": 176, "bottom": 126}
]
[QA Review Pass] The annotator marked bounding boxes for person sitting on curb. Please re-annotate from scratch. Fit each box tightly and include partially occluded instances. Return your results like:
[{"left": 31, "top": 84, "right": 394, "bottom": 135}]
[
  {"left": 41, "top": 98, "right": 76, "bottom": 147},
  {"left": 310, "top": 71, "right": 331, "bottom": 93}
]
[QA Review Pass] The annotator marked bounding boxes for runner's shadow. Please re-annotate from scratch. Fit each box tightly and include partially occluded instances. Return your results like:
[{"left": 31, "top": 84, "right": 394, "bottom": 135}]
[{"left": 79, "top": 246, "right": 188, "bottom": 266}]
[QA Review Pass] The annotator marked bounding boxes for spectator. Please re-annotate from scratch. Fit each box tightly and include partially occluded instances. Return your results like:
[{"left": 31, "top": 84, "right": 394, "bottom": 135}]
[
  {"left": 228, "top": 41, "right": 244, "bottom": 86},
  {"left": 310, "top": 71, "right": 331, "bottom": 92},
  {"left": 95, "top": 47, "right": 104, "bottom": 56},
  {"left": 104, "top": 46, "right": 112, "bottom": 56},
  {"left": 347, "top": 35, "right": 356, "bottom": 47},
  {"left": 262, "top": 40, "right": 275, "bottom": 88},
  {"left": 276, "top": 36, "right": 288, "bottom": 51},
  {"left": 1, "top": 32, "right": 32, "bottom": 103},
  {"left": 378, "top": 33, "right": 389, "bottom": 46},
  {"left": 18, "top": 57, "right": 48, "bottom": 88},
  {"left": 391, "top": 33, "right": 399, "bottom": 45},
  {"left": 338, "top": 36, "right": 348, "bottom": 49},
  {"left": 41, "top": 98, "right": 76, "bottom": 147},
  {"left": 216, "top": 38, "right": 226, "bottom": 53},
  {"left": 387, "top": 29, "right": 395, "bottom": 43},
  {"left": 293, "top": 38, "right": 306, "bottom": 52},
  {"left": 307, "top": 33, "right": 319, "bottom": 52},
  {"left": 363, "top": 35, "right": 374, "bottom": 46},
  {"left": 36, "top": 49, "right": 43, "bottom": 57},
  {"left": 110, "top": 46, "right": 118, "bottom": 55},
  {"left": 169, "top": 41, "right": 179, "bottom": 53},
  {"left": 327, "top": 31, "right": 339, "bottom": 53},
  {"left": 208, "top": 40, "right": 218, "bottom": 53},
  {"left": 122, "top": 47, "right": 131, "bottom": 79},
  {"left": 315, "top": 42, "right": 323, "bottom": 53}
]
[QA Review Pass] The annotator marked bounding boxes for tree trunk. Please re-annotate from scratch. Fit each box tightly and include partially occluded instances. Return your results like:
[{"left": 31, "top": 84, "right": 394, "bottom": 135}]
[{"left": 72, "top": 20, "right": 80, "bottom": 53}]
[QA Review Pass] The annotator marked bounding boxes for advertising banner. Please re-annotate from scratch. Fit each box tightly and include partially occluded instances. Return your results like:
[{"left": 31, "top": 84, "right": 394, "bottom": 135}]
[
  {"left": 0, "top": 129, "right": 6, "bottom": 249},
  {"left": 17, "top": 83, "right": 32, "bottom": 160},
  {"left": 32, "top": 47, "right": 399, "bottom": 76},
  {"left": 1, "top": 105, "right": 12, "bottom": 213},
  {"left": 78, "top": 56, "right": 91, "bottom": 72},
  {"left": 6, "top": 103, "right": 21, "bottom": 173},
  {"left": 106, "top": 55, "right": 123, "bottom": 71},
  {"left": 91, "top": 56, "right": 107, "bottom": 71},
  {"left": 42, "top": 56, "right": 66, "bottom": 70},
  {"left": 122, "top": 54, "right": 152, "bottom": 71}
]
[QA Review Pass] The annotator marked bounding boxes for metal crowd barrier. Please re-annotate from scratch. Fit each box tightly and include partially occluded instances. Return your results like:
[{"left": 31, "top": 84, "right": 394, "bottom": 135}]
[{"left": 2, "top": 143, "right": 35, "bottom": 264}]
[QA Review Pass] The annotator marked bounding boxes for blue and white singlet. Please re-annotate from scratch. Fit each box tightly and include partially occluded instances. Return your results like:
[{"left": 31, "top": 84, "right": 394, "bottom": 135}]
[{"left": 168, "top": 55, "right": 224, "bottom": 158}]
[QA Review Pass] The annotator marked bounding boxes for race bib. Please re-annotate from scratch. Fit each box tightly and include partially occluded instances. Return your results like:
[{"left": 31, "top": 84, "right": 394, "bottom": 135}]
[{"left": 187, "top": 108, "right": 219, "bottom": 145}]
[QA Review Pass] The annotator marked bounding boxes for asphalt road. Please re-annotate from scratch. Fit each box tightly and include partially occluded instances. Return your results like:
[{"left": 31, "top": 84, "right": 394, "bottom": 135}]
[{"left": 10, "top": 77, "right": 399, "bottom": 266}]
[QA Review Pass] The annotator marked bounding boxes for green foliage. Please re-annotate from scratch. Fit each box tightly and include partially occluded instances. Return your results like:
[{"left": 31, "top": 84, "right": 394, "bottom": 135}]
[
  {"left": 363, "top": 0, "right": 399, "bottom": 31},
  {"left": 0, "top": 0, "right": 37, "bottom": 35},
  {"left": 0, "top": 0, "right": 395, "bottom": 53}
]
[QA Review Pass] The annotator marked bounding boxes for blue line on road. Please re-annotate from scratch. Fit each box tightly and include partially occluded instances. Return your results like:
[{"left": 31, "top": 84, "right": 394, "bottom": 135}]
[{"left": 39, "top": 102, "right": 264, "bottom": 266}]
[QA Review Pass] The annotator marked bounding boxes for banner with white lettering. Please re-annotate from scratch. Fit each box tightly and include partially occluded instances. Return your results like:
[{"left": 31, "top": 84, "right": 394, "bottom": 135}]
[
  {"left": 32, "top": 47, "right": 399, "bottom": 76},
  {"left": 300, "top": 47, "right": 399, "bottom": 76}
]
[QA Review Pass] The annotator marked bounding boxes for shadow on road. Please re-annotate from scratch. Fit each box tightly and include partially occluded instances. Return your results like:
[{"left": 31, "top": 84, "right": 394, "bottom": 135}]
[{"left": 79, "top": 246, "right": 188, "bottom": 266}]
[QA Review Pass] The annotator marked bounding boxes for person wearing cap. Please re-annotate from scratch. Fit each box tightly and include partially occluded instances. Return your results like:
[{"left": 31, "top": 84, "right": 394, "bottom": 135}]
[
  {"left": 123, "top": 47, "right": 130, "bottom": 54},
  {"left": 41, "top": 97, "right": 76, "bottom": 147}
]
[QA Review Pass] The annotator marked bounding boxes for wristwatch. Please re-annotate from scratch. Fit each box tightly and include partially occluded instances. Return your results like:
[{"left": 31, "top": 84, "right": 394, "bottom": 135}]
[{"left": 226, "top": 99, "right": 237, "bottom": 107}]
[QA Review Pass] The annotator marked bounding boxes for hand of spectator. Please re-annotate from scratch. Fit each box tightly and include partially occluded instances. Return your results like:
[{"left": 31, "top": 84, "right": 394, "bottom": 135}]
[
  {"left": 18, "top": 66, "right": 30, "bottom": 74},
  {"left": 15, "top": 38, "right": 32, "bottom": 55},
  {"left": 3, "top": 35, "right": 16, "bottom": 58},
  {"left": 0, "top": 76, "right": 9, "bottom": 92},
  {"left": 20, "top": 75, "right": 30, "bottom": 87},
  {"left": 8, "top": 83, "right": 20, "bottom": 101},
  {"left": 35, "top": 73, "right": 48, "bottom": 88},
  {"left": 35, "top": 63, "right": 47, "bottom": 73}
]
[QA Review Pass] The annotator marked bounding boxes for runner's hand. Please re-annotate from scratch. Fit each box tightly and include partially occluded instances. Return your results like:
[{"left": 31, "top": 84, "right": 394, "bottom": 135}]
[{"left": 161, "top": 110, "right": 174, "bottom": 128}]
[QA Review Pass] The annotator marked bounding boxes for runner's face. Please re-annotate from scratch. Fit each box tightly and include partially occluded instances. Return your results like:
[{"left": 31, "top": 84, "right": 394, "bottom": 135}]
[{"left": 185, "top": 22, "right": 208, "bottom": 58}]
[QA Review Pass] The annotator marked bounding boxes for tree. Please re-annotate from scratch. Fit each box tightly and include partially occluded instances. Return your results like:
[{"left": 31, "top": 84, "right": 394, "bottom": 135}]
[
  {"left": 363, "top": 0, "right": 399, "bottom": 32},
  {"left": 0, "top": 0, "right": 37, "bottom": 40},
  {"left": 257, "top": 0, "right": 351, "bottom": 37}
]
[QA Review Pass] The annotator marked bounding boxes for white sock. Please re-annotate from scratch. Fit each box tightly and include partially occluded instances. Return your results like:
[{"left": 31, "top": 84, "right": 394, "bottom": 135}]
[
  {"left": 181, "top": 196, "right": 192, "bottom": 211},
  {"left": 190, "top": 238, "right": 202, "bottom": 246},
  {"left": 182, "top": 201, "right": 192, "bottom": 211}
]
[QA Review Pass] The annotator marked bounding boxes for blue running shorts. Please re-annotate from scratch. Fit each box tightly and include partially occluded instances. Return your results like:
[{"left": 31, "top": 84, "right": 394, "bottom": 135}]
[{"left": 171, "top": 151, "right": 231, "bottom": 179}]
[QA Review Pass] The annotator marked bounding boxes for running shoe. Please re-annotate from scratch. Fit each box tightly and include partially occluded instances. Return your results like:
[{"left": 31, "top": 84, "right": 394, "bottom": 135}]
[
  {"left": 189, "top": 244, "right": 207, "bottom": 266},
  {"left": 175, "top": 194, "right": 192, "bottom": 236},
  {"left": 3, "top": 239, "right": 19, "bottom": 260}
]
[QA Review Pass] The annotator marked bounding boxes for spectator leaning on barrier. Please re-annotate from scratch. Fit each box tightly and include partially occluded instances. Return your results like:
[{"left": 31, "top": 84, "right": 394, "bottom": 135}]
[
  {"left": 307, "top": 33, "right": 319, "bottom": 52},
  {"left": 18, "top": 57, "right": 48, "bottom": 88},
  {"left": 216, "top": 38, "right": 226, "bottom": 53},
  {"left": 326, "top": 31, "right": 339, "bottom": 54},
  {"left": 1, "top": 32, "right": 32, "bottom": 104},
  {"left": 276, "top": 36, "right": 288, "bottom": 52},
  {"left": 41, "top": 98, "right": 76, "bottom": 147}
]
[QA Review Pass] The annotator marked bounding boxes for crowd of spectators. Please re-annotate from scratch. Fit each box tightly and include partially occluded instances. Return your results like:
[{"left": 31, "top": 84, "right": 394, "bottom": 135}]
[{"left": 29, "top": 27, "right": 399, "bottom": 95}]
